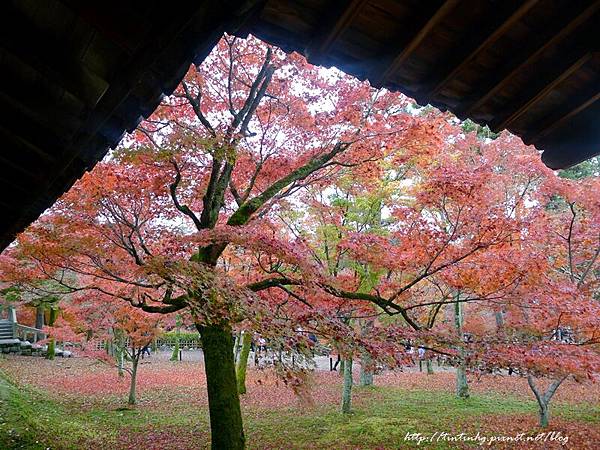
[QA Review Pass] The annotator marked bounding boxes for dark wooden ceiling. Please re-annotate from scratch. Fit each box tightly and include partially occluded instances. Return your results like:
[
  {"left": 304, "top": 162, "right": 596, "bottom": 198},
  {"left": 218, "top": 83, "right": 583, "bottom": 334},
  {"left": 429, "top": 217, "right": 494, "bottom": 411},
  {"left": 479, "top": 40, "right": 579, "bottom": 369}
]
[
  {"left": 241, "top": 0, "right": 600, "bottom": 170},
  {"left": 1, "top": 0, "right": 598, "bottom": 251}
]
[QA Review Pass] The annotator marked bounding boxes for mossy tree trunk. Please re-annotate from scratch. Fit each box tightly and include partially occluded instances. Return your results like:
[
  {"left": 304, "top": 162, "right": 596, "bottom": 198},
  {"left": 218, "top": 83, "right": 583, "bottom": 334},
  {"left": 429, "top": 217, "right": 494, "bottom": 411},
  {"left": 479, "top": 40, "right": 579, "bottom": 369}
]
[
  {"left": 117, "top": 348, "right": 125, "bottom": 377},
  {"left": 170, "top": 315, "right": 182, "bottom": 361},
  {"left": 45, "top": 306, "right": 59, "bottom": 360},
  {"left": 35, "top": 306, "right": 45, "bottom": 330},
  {"left": 454, "top": 295, "right": 469, "bottom": 398},
  {"left": 338, "top": 359, "right": 345, "bottom": 377},
  {"left": 341, "top": 357, "right": 353, "bottom": 414},
  {"left": 128, "top": 349, "right": 141, "bottom": 405},
  {"left": 114, "top": 328, "right": 125, "bottom": 377},
  {"left": 426, "top": 358, "right": 434, "bottom": 375},
  {"left": 236, "top": 331, "right": 252, "bottom": 394},
  {"left": 46, "top": 338, "right": 55, "bottom": 360},
  {"left": 359, "top": 352, "right": 373, "bottom": 386},
  {"left": 359, "top": 320, "right": 374, "bottom": 386},
  {"left": 199, "top": 322, "right": 245, "bottom": 450},
  {"left": 233, "top": 331, "right": 241, "bottom": 363},
  {"left": 170, "top": 339, "right": 180, "bottom": 361}
]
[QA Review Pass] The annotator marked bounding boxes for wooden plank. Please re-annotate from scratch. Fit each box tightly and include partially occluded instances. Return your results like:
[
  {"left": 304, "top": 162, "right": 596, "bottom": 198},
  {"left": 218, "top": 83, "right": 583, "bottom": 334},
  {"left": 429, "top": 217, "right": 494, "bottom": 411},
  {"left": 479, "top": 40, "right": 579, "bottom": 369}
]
[
  {"left": 306, "top": 0, "right": 369, "bottom": 61},
  {"left": 528, "top": 89, "right": 600, "bottom": 144},
  {"left": 377, "top": 0, "right": 459, "bottom": 85},
  {"left": 428, "top": 0, "right": 540, "bottom": 99},
  {"left": 492, "top": 53, "right": 592, "bottom": 132},
  {"left": 462, "top": 1, "right": 600, "bottom": 118}
]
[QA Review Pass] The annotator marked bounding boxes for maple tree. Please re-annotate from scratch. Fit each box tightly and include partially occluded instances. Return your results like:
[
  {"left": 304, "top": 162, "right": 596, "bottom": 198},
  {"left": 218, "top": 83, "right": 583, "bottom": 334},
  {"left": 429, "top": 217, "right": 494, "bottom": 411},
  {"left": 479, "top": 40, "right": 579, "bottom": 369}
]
[
  {"left": 514, "top": 173, "right": 600, "bottom": 427},
  {"left": 275, "top": 123, "right": 600, "bottom": 423},
  {"left": 6, "top": 35, "right": 426, "bottom": 449},
  {"left": 2, "top": 33, "right": 598, "bottom": 446},
  {"left": 111, "top": 305, "right": 161, "bottom": 405}
]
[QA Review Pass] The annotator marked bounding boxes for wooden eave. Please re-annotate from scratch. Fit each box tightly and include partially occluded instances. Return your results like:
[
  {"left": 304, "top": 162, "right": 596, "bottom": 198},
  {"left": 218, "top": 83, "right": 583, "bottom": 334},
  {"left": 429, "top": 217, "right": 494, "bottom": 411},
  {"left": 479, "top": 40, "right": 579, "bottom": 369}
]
[{"left": 0, "top": 0, "right": 598, "bottom": 251}]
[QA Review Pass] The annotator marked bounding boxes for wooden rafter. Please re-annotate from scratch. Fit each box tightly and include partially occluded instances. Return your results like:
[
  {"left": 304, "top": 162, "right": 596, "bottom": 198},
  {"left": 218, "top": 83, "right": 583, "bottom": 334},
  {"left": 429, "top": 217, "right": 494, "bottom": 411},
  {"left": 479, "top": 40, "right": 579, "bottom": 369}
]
[
  {"left": 528, "top": 89, "right": 600, "bottom": 144},
  {"left": 0, "top": 45, "right": 108, "bottom": 110},
  {"left": 61, "top": 0, "right": 153, "bottom": 54},
  {"left": 0, "top": 197, "right": 16, "bottom": 212},
  {"left": 3, "top": 0, "right": 600, "bottom": 252},
  {"left": 492, "top": 53, "right": 592, "bottom": 132},
  {"left": 306, "top": 0, "right": 368, "bottom": 60},
  {"left": 428, "top": 0, "right": 540, "bottom": 100},
  {"left": 0, "top": 89, "right": 82, "bottom": 139},
  {"left": 0, "top": 169, "right": 35, "bottom": 195},
  {"left": 377, "top": 0, "right": 459, "bottom": 85},
  {"left": 0, "top": 123, "right": 55, "bottom": 162},
  {"left": 0, "top": 153, "right": 42, "bottom": 183},
  {"left": 462, "top": 2, "right": 600, "bottom": 118}
]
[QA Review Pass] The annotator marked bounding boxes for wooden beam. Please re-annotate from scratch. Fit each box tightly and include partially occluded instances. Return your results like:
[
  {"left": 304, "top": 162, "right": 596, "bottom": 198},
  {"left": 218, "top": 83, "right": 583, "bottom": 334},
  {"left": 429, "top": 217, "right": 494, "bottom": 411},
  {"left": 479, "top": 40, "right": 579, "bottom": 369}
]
[
  {"left": 0, "top": 89, "right": 82, "bottom": 140},
  {"left": 0, "top": 4, "right": 111, "bottom": 109},
  {"left": 0, "top": 153, "right": 43, "bottom": 184},
  {"left": 428, "top": 0, "right": 540, "bottom": 99},
  {"left": 528, "top": 88, "right": 600, "bottom": 144},
  {"left": 376, "top": 0, "right": 459, "bottom": 85},
  {"left": 492, "top": 53, "right": 592, "bottom": 132},
  {"left": 0, "top": 197, "right": 17, "bottom": 212},
  {"left": 0, "top": 124, "right": 54, "bottom": 163},
  {"left": 0, "top": 45, "right": 108, "bottom": 111},
  {"left": 0, "top": 126, "right": 55, "bottom": 184},
  {"left": 462, "top": 1, "right": 600, "bottom": 118},
  {"left": 306, "top": 0, "right": 369, "bottom": 61},
  {"left": 0, "top": 172, "right": 35, "bottom": 195},
  {"left": 60, "top": 0, "right": 153, "bottom": 54}
]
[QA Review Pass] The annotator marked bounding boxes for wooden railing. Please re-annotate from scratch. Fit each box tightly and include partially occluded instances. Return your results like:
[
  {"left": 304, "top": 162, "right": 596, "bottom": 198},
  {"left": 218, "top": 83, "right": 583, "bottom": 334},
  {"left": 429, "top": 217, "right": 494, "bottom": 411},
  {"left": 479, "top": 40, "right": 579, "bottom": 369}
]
[{"left": 93, "top": 339, "right": 202, "bottom": 352}]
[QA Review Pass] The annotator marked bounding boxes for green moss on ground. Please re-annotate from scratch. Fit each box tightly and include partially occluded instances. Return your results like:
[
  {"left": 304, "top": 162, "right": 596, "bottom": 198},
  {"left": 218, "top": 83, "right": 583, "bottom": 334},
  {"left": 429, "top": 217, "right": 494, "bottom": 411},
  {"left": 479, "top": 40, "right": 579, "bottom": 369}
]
[{"left": 1, "top": 372, "right": 597, "bottom": 449}]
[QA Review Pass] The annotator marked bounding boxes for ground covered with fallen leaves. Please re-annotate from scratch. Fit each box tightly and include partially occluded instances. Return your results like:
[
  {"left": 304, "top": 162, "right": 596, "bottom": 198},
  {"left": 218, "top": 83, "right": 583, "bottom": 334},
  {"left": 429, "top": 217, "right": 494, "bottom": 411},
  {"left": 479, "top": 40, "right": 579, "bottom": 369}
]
[{"left": 1, "top": 355, "right": 598, "bottom": 449}]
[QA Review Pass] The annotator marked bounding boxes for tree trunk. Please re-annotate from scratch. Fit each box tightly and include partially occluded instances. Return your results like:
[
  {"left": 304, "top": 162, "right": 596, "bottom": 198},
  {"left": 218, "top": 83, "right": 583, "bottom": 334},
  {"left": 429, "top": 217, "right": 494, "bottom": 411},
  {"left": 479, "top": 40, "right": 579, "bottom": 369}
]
[
  {"left": 527, "top": 375, "right": 567, "bottom": 428},
  {"left": 117, "top": 348, "right": 125, "bottom": 378},
  {"left": 359, "top": 352, "right": 374, "bottom": 386},
  {"left": 236, "top": 331, "right": 252, "bottom": 394},
  {"left": 233, "top": 331, "right": 241, "bottom": 363},
  {"left": 170, "top": 339, "right": 180, "bottom": 361},
  {"left": 454, "top": 296, "right": 469, "bottom": 398},
  {"left": 456, "top": 364, "right": 469, "bottom": 398},
  {"left": 35, "top": 306, "right": 45, "bottom": 330},
  {"left": 494, "top": 310, "right": 504, "bottom": 329},
  {"left": 539, "top": 404, "right": 549, "bottom": 428},
  {"left": 199, "top": 323, "right": 245, "bottom": 450},
  {"left": 341, "top": 357, "right": 353, "bottom": 414},
  {"left": 338, "top": 359, "right": 345, "bottom": 377},
  {"left": 46, "top": 337, "right": 55, "bottom": 360},
  {"left": 359, "top": 320, "right": 374, "bottom": 386},
  {"left": 426, "top": 359, "right": 434, "bottom": 375},
  {"left": 128, "top": 352, "right": 139, "bottom": 405}
]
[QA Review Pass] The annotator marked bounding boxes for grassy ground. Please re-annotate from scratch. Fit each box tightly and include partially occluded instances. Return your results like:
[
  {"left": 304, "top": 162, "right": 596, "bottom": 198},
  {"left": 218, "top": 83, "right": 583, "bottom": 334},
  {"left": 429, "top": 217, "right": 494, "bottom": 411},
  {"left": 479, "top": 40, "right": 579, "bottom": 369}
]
[{"left": 1, "top": 357, "right": 599, "bottom": 449}]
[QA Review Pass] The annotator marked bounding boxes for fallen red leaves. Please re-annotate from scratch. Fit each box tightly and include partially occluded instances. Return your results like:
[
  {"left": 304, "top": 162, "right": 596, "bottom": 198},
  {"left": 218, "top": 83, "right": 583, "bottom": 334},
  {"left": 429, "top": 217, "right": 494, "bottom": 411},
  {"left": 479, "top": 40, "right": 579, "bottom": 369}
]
[{"left": 2, "top": 356, "right": 599, "bottom": 449}]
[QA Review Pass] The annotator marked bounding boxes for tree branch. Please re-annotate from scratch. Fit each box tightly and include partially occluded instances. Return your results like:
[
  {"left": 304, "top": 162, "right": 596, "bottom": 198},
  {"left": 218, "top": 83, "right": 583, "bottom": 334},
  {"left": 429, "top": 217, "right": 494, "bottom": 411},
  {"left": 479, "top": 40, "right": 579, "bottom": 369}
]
[
  {"left": 169, "top": 160, "right": 203, "bottom": 231},
  {"left": 180, "top": 81, "right": 216, "bottom": 137},
  {"left": 228, "top": 141, "right": 351, "bottom": 226}
]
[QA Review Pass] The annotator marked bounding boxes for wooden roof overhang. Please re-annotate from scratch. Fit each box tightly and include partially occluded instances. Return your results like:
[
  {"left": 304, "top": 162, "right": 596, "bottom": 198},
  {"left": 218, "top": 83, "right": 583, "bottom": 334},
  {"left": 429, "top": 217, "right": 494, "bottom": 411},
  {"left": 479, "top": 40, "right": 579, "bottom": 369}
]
[
  {"left": 1, "top": 0, "right": 598, "bottom": 251},
  {"left": 240, "top": 0, "right": 600, "bottom": 170}
]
